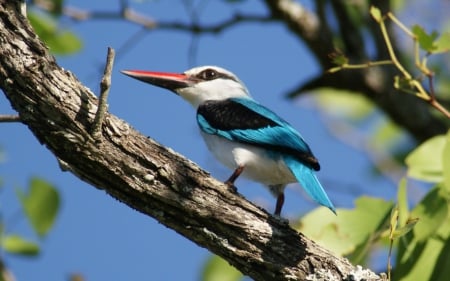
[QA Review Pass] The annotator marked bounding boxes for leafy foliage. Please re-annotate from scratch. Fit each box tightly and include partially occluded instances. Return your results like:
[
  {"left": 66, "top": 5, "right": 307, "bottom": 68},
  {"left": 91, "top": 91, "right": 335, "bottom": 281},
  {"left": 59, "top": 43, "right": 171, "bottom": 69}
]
[
  {"left": 16, "top": 177, "right": 60, "bottom": 237},
  {"left": 412, "top": 25, "right": 439, "bottom": 53},
  {"left": 201, "top": 255, "right": 242, "bottom": 281},
  {"left": 297, "top": 197, "right": 393, "bottom": 263},
  {"left": 1, "top": 177, "right": 60, "bottom": 258},
  {"left": 27, "top": 11, "right": 82, "bottom": 55},
  {"left": 392, "top": 131, "right": 450, "bottom": 281},
  {"left": 405, "top": 135, "right": 446, "bottom": 182},
  {"left": 2, "top": 235, "right": 40, "bottom": 256}
]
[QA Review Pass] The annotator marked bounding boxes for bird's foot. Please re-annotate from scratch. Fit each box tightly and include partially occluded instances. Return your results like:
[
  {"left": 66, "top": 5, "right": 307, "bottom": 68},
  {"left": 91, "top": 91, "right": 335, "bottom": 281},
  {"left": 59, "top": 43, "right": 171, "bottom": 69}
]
[
  {"left": 272, "top": 214, "right": 290, "bottom": 225},
  {"left": 224, "top": 165, "right": 244, "bottom": 193},
  {"left": 224, "top": 180, "right": 238, "bottom": 193}
]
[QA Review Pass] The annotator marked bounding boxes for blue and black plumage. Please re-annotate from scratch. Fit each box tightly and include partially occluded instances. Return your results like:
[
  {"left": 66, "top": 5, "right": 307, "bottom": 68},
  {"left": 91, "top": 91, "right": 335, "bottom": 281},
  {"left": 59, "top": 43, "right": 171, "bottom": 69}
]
[{"left": 122, "top": 66, "right": 336, "bottom": 216}]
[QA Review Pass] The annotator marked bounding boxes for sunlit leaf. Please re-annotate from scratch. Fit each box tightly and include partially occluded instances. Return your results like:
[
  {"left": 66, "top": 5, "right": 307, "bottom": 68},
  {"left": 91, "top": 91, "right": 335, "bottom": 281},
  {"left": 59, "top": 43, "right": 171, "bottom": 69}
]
[
  {"left": 296, "top": 196, "right": 393, "bottom": 261},
  {"left": 429, "top": 235, "right": 450, "bottom": 280},
  {"left": 392, "top": 218, "right": 419, "bottom": 239},
  {"left": 2, "top": 235, "right": 40, "bottom": 256},
  {"left": 397, "top": 178, "right": 409, "bottom": 227},
  {"left": 434, "top": 32, "right": 450, "bottom": 53},
  {"left": 411, "top": 187, "right": 448, "bottom": 242},
  {"left": 443, "top": 130, "right": 450, "bottom": 193},
  {"left": 381, "top": 181, "right": 417, "bottom": 241},
  {"left": 27, "top": 11, "right": 82, "bottom": 55},
  {"left": 389, "top": 207, "right": 399, "bottom": 240},
  {"left": 314, "top": 88, "right": 374, "bottom": 121},
  {"left": 201, "top": 255, "right": 242, "bottom": 281},
  {"left": 394, "top": 188, "right": 450, "bottom": 281},
  {"left": 46, "top": 31, "right": 83, "bottom": 55},
  {"left": 16, "top": 177, "right": 60, "bottom": 237},
  {"left": 405, "top": 135, "right": 445, "bottom": 182},
  {"left": 412, "top": 24, "right": 439, "bottom": 52}
]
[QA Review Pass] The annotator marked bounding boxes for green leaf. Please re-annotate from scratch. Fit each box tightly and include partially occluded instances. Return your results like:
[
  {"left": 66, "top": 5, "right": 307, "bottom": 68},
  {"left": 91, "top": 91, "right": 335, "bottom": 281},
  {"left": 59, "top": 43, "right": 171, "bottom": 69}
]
[
  {"left": 397, "top": 177, "right": 409, "bottom": 227},
  {"left": 429, "top": 235, "right": 450, "bottom": 281},
  {"left": 434, "top": 32, "right": 450, "bottom": 53},
  {"left": 16, "top": 177, "right": 60, "bottom": 237},
  {"left": 405, "top": 135, "right": 446, "bottom": 182},
  {"left": 392, "top": 217, "right": 419, "bottom": 239},
  {"left": 410, "top": 186, "right": 448, "bottom": 242},
  {"left": 370, "top": 6, "right": 382, "bottom": 23},
  {"left": 314, "top": 88, "right": 374, "bottom": 121},
  {"left": 28, "top": 11, "right": 83, "bottom": 55},
  {"left": 443, "top": 130, "right": 450, "bottom": 193},
  {"left": 388, "top": 207, "right": 399, "bottom": 239},
  {"left": 201, "top": 255, "right": 242, "bottom": 281},
  {"left": 296, "top": 196, "right": 393, "bottom": 262},
  {"left": 412, "top": 24, "right": 439, "bottom": 52},
  {"left": 394, "top": 189, "right": 450, "bottom": 281},
  {"left": 2, "top": 235, "right": 40, "bottom": 256}
]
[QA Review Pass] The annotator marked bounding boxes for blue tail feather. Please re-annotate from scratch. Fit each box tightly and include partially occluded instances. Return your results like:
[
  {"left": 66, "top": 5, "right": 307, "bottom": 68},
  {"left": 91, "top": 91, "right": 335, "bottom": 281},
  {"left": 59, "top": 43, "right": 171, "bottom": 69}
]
[{"left": 283, "top": 155, "right": 336, "bottom": 214}]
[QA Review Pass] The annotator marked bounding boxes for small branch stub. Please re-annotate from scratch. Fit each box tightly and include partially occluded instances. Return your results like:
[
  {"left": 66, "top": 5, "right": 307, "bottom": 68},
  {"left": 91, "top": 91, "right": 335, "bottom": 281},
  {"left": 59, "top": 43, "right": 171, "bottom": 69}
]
[{"left": 91, "top": 47, "right": 115, "bottom": 139}]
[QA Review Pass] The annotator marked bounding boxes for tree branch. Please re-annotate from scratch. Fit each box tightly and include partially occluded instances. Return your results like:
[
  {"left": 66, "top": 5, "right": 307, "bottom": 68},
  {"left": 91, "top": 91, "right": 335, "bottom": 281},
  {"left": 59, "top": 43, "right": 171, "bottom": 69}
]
[
  {"left": 91, "top": 47, "right": 115, "bottom": 139},
  {"left": 0, "top": 114, "right": 21, "bottom": 122},
  {"left": 263, "top": 0, "right": 448, "bottom": 143},
  {"left": 0, "top": 2, "right": 382, "bottom": 280},
  {"left": 33, "top": 1, "right": 274, "bottom": 34}
]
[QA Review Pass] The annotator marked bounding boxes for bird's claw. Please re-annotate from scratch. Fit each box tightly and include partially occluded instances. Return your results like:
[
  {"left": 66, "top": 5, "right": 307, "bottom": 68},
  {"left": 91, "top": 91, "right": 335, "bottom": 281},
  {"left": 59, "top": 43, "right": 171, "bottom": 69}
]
[{"left": 224, "top": 181, "right": 238, "bottom": 193}]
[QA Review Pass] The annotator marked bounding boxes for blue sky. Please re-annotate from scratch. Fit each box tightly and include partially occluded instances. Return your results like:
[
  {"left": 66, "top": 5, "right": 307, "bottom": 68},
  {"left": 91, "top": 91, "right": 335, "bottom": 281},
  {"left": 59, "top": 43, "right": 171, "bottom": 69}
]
[{"left": 0, "top": 1, "right": 402, "bottom": 280}]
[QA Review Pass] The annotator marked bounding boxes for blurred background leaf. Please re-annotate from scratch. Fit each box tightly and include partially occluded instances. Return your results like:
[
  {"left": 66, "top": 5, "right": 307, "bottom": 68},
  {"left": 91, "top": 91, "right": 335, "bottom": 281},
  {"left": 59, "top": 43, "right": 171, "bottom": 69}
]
[
  {"left": 27, "top": 10, "right": 82, "bottom": 55},
  {"left": 201, "top": 255, "right": 242, "bottom": 281},
  {"left": 2, "top": 235, "right": 40, "bottom": 256},
  {"left": 15, "top": 177, "right": 60, "bottom": 238}
]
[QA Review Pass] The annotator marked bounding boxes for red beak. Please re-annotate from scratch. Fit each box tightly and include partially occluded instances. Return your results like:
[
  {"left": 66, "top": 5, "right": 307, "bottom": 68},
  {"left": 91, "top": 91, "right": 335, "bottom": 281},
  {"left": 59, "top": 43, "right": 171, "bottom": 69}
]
[{"left": 121, "top": 70, "right": 193, "bottom": 91}]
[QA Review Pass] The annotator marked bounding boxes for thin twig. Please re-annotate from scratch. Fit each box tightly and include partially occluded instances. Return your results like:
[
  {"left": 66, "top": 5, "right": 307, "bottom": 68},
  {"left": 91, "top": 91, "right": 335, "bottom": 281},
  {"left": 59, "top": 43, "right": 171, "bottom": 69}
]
[
  {"left": 91, "top": 47, "right": 115, "bottom": 139},
  {"left": 327, "top": 60, "right": 393, "bottom": 73},
  {"left": 33, "top": 2, "right": 273, "bottom": 34},
  {"left": 330, "top": 7, "right": 450, "bottom": 119},
  {"left": 0, "top": 114, "right": 21, "bottom": 123}
]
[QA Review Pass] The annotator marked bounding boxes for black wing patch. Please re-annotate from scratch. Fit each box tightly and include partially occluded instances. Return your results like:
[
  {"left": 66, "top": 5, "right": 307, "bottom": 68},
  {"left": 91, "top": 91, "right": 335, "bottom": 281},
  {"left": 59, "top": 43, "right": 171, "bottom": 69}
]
[
  {"left": 197, "top": 99, "right": 320, "bottom": 170},
  {"left": 197, "top": 99, "right": 278, "bottom": 130}
]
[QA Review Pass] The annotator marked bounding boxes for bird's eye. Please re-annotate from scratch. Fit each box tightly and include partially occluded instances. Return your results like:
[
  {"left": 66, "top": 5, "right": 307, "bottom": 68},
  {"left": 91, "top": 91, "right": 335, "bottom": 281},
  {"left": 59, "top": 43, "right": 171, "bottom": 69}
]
[{"left": 199, "top": 69, "right": 218, "bottom": 80}]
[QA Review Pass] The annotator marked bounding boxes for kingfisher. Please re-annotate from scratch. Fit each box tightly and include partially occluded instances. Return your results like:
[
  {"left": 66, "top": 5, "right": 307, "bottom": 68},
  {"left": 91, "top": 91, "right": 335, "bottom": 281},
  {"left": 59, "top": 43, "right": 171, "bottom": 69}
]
[{"left": 122, "top": 66, "right": 335, "bottom": 216}]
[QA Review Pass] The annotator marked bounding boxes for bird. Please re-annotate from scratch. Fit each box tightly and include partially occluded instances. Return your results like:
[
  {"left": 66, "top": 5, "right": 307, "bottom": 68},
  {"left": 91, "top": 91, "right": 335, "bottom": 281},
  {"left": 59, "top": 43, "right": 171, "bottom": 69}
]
[{"left": 122, "top": 65, "right": 335, "bottom": 216}]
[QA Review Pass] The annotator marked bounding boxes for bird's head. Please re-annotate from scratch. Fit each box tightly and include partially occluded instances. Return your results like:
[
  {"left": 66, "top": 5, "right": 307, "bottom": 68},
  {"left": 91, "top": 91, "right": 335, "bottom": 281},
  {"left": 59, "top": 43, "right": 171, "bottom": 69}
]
[{"left": 122, "top": 66, "right": 250, "bottom": 107}]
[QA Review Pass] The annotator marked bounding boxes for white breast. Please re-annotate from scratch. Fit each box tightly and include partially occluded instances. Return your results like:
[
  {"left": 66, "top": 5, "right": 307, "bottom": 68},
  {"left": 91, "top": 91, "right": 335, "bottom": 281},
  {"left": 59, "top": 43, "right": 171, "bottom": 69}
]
[{"left": 200, "top": 132, "right": 296, "bottom": 186}]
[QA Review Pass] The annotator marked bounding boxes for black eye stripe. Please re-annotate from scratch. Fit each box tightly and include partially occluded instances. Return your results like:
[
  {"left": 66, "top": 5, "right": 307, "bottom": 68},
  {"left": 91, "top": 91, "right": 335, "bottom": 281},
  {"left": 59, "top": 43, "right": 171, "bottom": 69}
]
[
  {"left": 196, "top": 68, "right": 218, "bottom": 80},
  {"left": 196, "top": 68, "right": 238, "bottom": 82}
]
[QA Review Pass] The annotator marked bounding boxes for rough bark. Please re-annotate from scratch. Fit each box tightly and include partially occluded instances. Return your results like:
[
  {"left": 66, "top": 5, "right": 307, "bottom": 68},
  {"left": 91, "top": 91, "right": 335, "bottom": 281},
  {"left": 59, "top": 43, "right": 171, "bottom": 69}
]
[{"left": 0, "top": 1, "right": 382, "bottom": 280}]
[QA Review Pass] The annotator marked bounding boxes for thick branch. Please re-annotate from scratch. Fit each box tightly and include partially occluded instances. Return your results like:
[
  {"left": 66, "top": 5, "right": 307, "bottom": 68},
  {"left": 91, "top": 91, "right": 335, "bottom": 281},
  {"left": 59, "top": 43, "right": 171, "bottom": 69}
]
[{"left": 0, "top": 2, "right": 381, "bottom": 280}]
